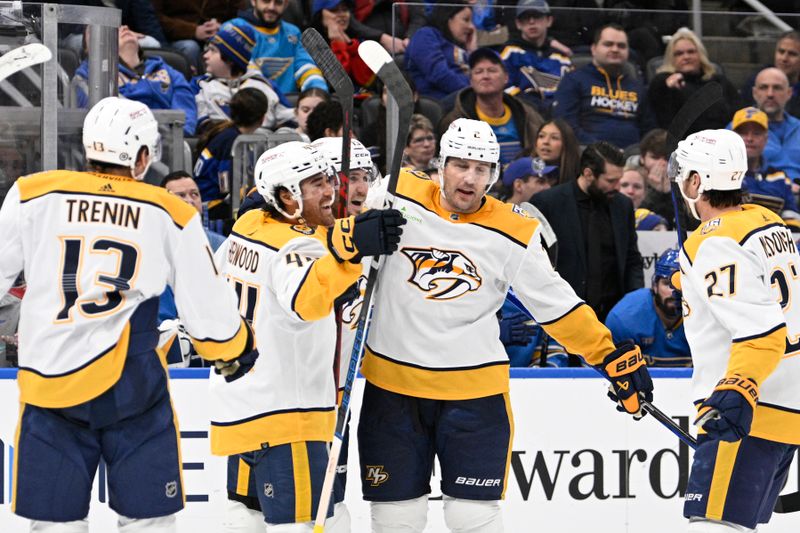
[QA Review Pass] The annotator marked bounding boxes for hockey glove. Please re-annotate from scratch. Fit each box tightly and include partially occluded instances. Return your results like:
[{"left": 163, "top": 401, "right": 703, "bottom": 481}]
[
  {"left": 499, "top": 312, "right": 537, "bottom": 346},
  {"left": 214, "top": 349, "right": 260, "bottom": 383},
  {"left": 602, "top": 343, "right": 653, "bottom": 419},
  {"left": 694, "top": 375, "right": 758, "bottom": 442},
  {"left": 327, "top": 209, "right": 406, "bottom": 263}
]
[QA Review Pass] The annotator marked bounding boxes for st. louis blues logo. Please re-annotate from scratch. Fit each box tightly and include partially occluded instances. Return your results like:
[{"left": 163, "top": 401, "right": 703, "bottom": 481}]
[
  {"left": 341, "top": 275, "right": 367, "bottom": 329},
  {"left": 401, "top": 247, "right": 481, "bottom": 300}
]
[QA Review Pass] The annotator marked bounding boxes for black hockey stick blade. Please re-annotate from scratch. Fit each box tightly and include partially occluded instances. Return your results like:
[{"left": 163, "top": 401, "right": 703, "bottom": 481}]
[
  {"left": 775, "top": 490, "right": 800, "bottom": 513},
  {"left": 666, "top": 82, "right": 723, "bottom": 244},
  {"left": 358, "top": 40, "right": 414, "bottom": 195},
  {"left": 301, "top": 28, "right": 353, "bottom": 218}
]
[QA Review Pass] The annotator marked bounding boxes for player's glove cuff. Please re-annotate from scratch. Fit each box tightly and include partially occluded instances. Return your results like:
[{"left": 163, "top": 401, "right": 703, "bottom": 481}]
[
  {"left": 712, "top": 375, "right": 759, "bottom": 411},
  {"left": 327, "top": 215, "right": 359, "bottom": 263},
  {"left": 694, "top": 375, "right": 758, "bottom": 442},
  {"left": 602, "top": 343, "right": 653, "bottom": 418},
  {"left": 214, "top": 349, "right": 259, "bottom": 383}
]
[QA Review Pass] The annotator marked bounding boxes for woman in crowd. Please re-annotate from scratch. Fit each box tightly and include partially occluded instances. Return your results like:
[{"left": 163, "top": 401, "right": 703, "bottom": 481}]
[
  {"left": 620, "top": 163, "right": 668, "bottom": 230},
  {"left": 402, "top": 114, "right": 438, "bottom": 173},
  {"left": 647, "top": 27, "right": 741, "bottom": 133},
  {"left": 530, "top": 119, "right": 579, "bottom": 184},
  {"left": 405, "top": 0, "right": 476, "bottom": 100}
]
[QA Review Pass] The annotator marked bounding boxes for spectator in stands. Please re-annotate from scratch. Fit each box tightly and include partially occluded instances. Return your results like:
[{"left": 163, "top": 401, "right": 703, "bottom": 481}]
[
  {"left": 234, "top": 0, "right": 327, "bottom": 95},
  {"left": 628, "top": 128, "right": 676, "bottom": 228},
  {"left": 742, "top": 31, "right": 800, "bottom": 118},
  {"left": 530, "top": 118, "right": 579, "bottom": 184},
  {"left": 75, "top": 25, "right": 198, "bottom": 136},
  {"left": 353, "top": 0, "right": 427, "bottom": 50},
  {"left": 500, "top": 0, "right": 572, "bottom": 114},
  {"left": 552, "top": 23, "right": 655, "bottom": 149},
  {"left": 310, "top": 0, "right": 378, "bottom": 93},
  {"left": 647, "top": 28, "right": 740, "bottom": 134},
  {"left": 439, "top": 47, "right": 543, "bottom": 165},
  {"left": 306, "top": 99, "right": 344, "bottom": 141},
  {"left": 501, "top": 156, "right": 558, "bottom": 204},
  {"left": 621, "top": 163, "right": 668, "bottom": 230},
  {"left": 116, "top": 0, "right": 168, "bottom": 48},
  {"left": 314, "top": 0, "right": 410, "bottom": 55},
  {"left": 402, "top": 114, "right": 438, "bottom": 173},
  {"left": 752, "top": 67, "right": 800, "bottom": 181},
  {"left": 157, "top": 171, "right": 226, "bottom": 367},
  {"left": 406, "top": 1, "right": 476, "bottom": 100},
  {"left": 194, "top": 88, "right": 268, "bottom": 222},
  {"left": 276, "top": 87, "right": 330, "bottom": 142},
  {"left": 531, "top": 141, "right": 643, "bottom": 321},
  {"left": 732, "top": 106, "right": 799, "bottom": 219},
  {"left": 151, "top": 0, "right": 242, "bottom": 73},
  {"left": 605, "top": 247, "right": 691, "bottom": 367},
  {"left": 192, "top": 19, "right": 293, "bottom": 134}
]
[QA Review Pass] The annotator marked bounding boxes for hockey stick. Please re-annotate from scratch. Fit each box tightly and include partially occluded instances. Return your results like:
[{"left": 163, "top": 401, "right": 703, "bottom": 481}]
[
  {"left": 505, "top": 290, "right": 698, "bottom": 450},
  {"left": 666, "top": 82, "right": 723, "bottom": 245},
  {"left": 311, "top": 40, "right": 414, "bottom": 533},
  {"left": 0, "top": 43, "right": 52, "bottom": 83},
  {"left": 301, "top": 28, "right": 353, "bottom": 218}
]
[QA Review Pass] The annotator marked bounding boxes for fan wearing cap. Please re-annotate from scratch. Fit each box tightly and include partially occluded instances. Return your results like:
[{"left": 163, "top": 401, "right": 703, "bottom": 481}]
[
  {"left": 730, "top": 106, "right": 799, "bottom": 220},
  {"left": 192, "top": 19, "right": 294, "bottom": 133},
  {"left": 500, "top": 0, "right": 572, "bottom": 113},
  {"left": 501, "top": 155, "right": 557, "bottom": 204},
  {"left": 439, "top": 46, "right": 544, "bottom": 165},
  {"left": 669, "top": 128, "right": 800, "bottom": 533}
]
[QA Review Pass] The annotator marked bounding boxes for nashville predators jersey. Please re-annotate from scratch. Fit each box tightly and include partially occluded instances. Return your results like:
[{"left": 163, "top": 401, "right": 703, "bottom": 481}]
[
  {"left": 0, "top": 171, "right": 251, "bottom": 409},
  {"left": 680, "top": 204, "right": 800, "bottom": 444},
  {"left": 361, "top": 169, "right": 617, "bottom": 400},
  {"left": 208, "top": 209, "right": 362, "bottom": 456}
]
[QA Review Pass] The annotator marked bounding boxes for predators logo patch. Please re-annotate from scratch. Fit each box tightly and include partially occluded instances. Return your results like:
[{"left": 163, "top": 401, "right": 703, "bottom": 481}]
[{"left": 401, "top": 247, "right": 481, "bottom": 300}]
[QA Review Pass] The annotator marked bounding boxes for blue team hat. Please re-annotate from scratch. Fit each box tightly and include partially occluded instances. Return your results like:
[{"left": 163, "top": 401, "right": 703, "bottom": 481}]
[
  {"left": 516, "top": 0, "right": 551, "bottom": 18},
  {"left": 502, "top": 157, "right": 558, "bottom": 187},
  {"left": 210, "top": 20, "right": 257, "bottom": 72},
  {"left": 468, "top": 47, "right": 505, "bottom": 69},
  {"left": 312, "top": 0, "right": 352, "bottom": 17}
]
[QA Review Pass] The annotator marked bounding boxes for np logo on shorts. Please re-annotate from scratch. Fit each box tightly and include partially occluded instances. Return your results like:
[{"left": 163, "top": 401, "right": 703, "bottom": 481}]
[
  {"left": 401, "top": 247, "right": 482, "bottom": 300},
  {"left": 365, "top": 465, "right": 390, "bottom": 486}
]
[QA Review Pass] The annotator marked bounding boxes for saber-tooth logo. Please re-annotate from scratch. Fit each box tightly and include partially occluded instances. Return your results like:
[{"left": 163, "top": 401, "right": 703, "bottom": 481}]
[
  {"left": 365, "top": 465, "right": 390, "bottom": 487},
  {"left": 401, "top": 247, "right": 481, "bottom": 300}
]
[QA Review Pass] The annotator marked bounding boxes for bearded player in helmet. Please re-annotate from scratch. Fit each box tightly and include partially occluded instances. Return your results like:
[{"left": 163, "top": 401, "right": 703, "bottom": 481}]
[
  {"left": 605, "top": 247, "right": 692, "bottom": 367},
  {"left": 208, "top": 141, "right": 404, "bottom": 532},
  {"left": 670, "top": 129, "right": 800, "bottom": 532},
  {"left": 0, "top": 96, "right": 256, "bottom": 532},
  {"left": 357, "top": 117, "right": 653, "bottom": 533}
]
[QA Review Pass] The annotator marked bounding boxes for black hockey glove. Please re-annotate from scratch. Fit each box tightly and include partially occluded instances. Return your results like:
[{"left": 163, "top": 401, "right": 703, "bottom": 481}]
[
  {"left": 694, "top": 375, "right": 758, "bottom": 442},
  {"left": 499, "top": 312, "right": 537, "bottom": 346},
  {"left": 602, "top": 342, "right": 653, "bottom": 419},
  {"left": 327, "top": 208, "right": 406, "bottom": 263},
  {"left": 214, "top": 349, "right": 259, "bottom": 383}
]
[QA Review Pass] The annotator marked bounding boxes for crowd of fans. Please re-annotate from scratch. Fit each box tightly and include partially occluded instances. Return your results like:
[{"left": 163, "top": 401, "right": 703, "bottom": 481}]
[{"left": 3, "top": 0, "right": 800, "bottom": 370}]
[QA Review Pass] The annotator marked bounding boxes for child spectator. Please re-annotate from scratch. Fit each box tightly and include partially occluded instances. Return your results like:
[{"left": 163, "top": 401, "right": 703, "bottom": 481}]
[
  {"left": 75, "top": 25, "right": 197, "bottom": 135},
  {"left": 193, "top": 19, "right": 294, "bottom": 133},
  {"left": 275, "top": 87, "right": 330, "bottom": 142},
  {"left": 306, "top": 99, "right": 344, "bottom": 141},
  {"left": 406, "top": 1, "right": 475, "bottom": 100},
  {"left": 193, "top": 88, "right": 268, "bottom": 220}
]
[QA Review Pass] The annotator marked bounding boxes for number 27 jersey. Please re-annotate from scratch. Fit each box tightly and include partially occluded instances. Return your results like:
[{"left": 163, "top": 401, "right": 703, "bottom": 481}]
[{"left": 680, "top": 204, "right": 800, "bottom": 444}]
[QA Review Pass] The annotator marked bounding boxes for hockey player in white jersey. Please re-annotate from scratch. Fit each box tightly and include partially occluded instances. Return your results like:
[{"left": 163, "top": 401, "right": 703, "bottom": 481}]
[
  {"left": 670, "top": 129, "right": 800, "bottom": 532},
  {"left": 0, "top": 96, "right": 256, "bottom": 533},
  {"left": 357, "top": 118, "right": 654, "bottom": 533},
  {"left": 209, "top": 141, "right": 405, "bottom": 532}
]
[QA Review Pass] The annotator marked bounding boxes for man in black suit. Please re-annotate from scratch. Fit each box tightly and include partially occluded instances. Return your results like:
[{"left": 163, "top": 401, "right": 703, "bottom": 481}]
[{"left": 531, "top": 141, "right": 643, "bottom": 323}]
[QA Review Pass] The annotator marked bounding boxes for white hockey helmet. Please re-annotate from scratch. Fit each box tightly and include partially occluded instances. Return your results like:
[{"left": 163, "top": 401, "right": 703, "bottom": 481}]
[
  {"left": 83, "top": 96, "right": 161, "bottom": 180},
  {"left": 437, "top": 118, "right": 501, "bottom": 190},
  {"left": 254, "top": 141, "right": 334, "bottom": 219},
  {"left": 310, "top": 137, "right": 381, "bottom": 183},
  {"left": 668, "top": 129, "right": 747, "bottom": 219}
]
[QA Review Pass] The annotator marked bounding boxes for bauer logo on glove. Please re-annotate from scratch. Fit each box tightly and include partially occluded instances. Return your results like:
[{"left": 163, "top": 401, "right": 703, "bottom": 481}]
[{"left": 602, "top": 343, "right": 654, "bottom": 419}]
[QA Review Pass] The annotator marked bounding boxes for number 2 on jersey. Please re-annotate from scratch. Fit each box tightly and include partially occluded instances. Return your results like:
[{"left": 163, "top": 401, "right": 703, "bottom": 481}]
[{"left": 56, "top": 237, "right": 140, "bottom": 322}]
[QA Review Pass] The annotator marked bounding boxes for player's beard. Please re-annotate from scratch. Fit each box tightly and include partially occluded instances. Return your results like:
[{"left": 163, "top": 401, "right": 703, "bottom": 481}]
[{"left": 654, "top": 291, "right": 681, "bottom": 319}]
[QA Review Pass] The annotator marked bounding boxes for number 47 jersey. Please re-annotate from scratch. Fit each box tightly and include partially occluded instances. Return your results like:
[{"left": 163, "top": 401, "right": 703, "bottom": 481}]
[
  {"left": 679, "top": 204, "right": 800, "bottom": 444},
  {"left": 0, "top": 171, "right": 251, "bottom": 409}
]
